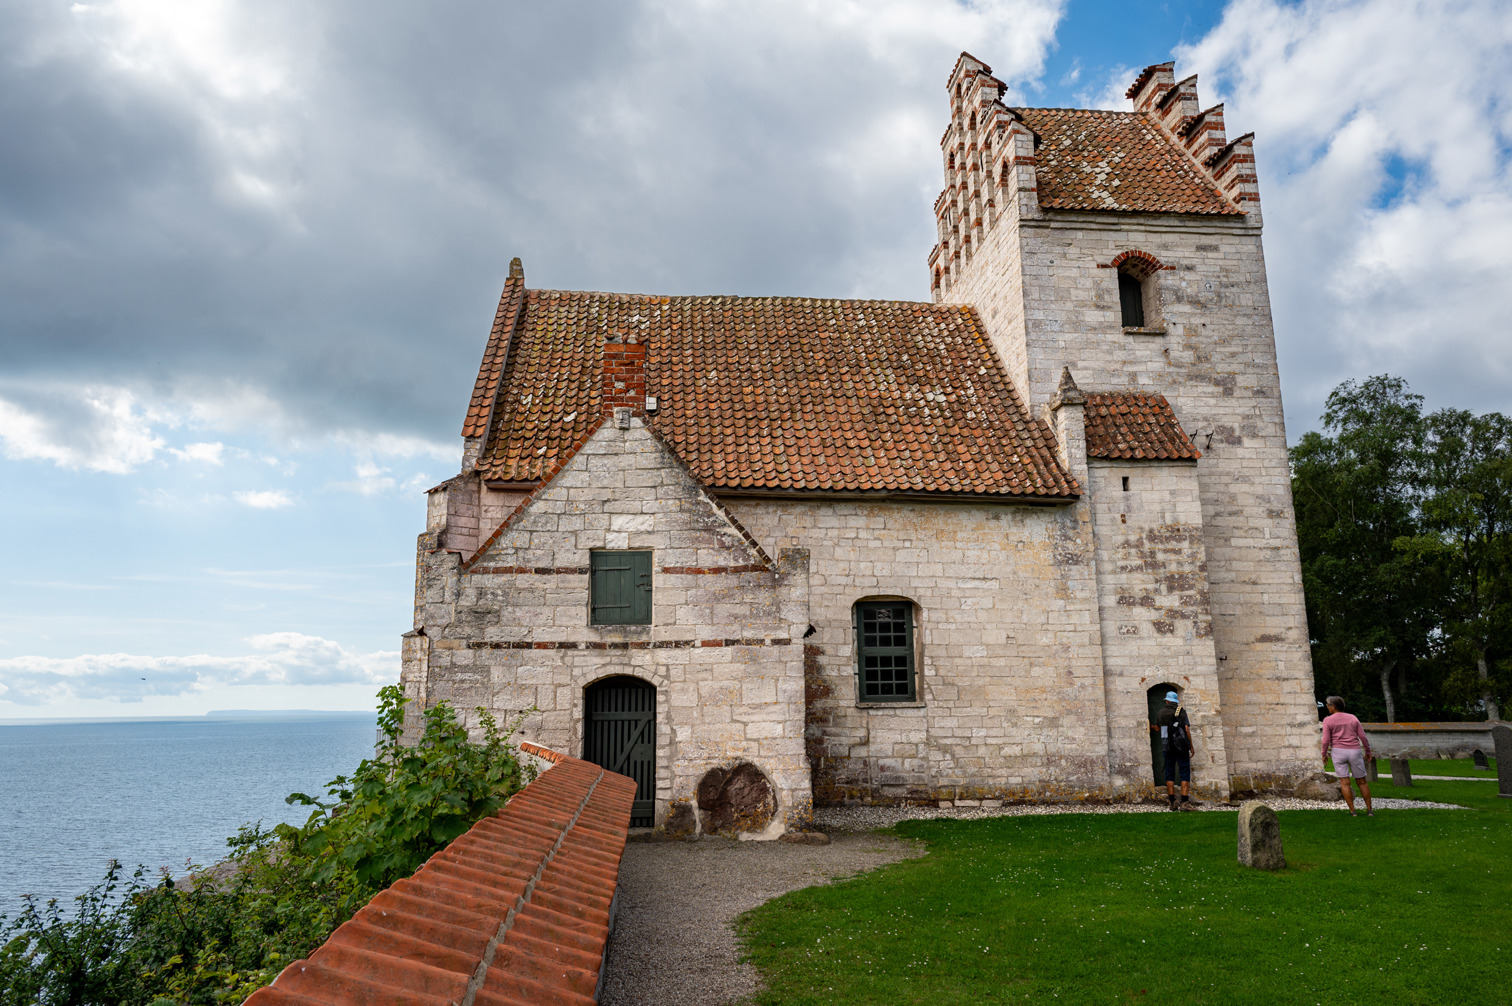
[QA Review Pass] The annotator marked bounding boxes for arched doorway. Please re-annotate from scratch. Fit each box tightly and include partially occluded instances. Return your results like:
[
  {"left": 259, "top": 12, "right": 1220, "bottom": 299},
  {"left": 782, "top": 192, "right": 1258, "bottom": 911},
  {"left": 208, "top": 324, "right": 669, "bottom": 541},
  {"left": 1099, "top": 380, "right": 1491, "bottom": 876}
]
[
  {"left": 1146, "top": 683, "right": 1181, "bottom": 786},
  {"left": 584, "top": 676, "right": 656, "bottom": 827}
]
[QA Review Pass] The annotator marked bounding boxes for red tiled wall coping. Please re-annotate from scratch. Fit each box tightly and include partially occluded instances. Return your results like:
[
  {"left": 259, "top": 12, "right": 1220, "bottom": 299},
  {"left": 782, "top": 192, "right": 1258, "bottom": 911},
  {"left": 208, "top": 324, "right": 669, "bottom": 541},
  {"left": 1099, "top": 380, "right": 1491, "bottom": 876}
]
[{"left": 243, "top": 746, "right": 635, "bottom": 1006}]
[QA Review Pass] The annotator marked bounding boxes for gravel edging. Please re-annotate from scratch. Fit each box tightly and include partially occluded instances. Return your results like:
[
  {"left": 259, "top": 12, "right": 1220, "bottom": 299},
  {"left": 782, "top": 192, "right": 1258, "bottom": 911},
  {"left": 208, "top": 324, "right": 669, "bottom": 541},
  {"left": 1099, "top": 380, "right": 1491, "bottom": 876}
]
[{"left": 815, "top": 796, "right": 1466, "bottom": 832}]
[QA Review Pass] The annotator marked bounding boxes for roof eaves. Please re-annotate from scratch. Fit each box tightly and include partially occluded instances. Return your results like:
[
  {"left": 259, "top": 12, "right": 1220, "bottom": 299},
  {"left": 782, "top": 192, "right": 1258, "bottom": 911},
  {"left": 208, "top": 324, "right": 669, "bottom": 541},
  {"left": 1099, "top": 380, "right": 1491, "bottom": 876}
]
[
  {"left": 462, "top": 414, "right": 608, "bottom": 572},
  {"left": 462, "top": 260, "right": 527, "bottom": 440}
]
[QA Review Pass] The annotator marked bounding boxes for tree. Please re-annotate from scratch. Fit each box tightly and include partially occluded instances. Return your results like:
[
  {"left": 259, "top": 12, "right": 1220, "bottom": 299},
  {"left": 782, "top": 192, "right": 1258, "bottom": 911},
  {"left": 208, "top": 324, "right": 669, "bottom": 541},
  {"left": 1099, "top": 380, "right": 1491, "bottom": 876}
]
[
  {"left": 1399, "top": 409, "right": 1512, "bottom": 720},
  {"left": 1291, "top": 376, "right": 1434, "bottom": 721}
]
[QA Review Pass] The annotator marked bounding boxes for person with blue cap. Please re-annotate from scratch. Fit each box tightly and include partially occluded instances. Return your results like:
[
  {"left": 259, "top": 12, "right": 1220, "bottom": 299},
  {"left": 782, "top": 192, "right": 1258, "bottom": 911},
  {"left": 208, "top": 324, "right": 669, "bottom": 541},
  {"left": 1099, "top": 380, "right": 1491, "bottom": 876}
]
[{"left": 1155, "top": 689, "right": 1195, "bottom": 811}]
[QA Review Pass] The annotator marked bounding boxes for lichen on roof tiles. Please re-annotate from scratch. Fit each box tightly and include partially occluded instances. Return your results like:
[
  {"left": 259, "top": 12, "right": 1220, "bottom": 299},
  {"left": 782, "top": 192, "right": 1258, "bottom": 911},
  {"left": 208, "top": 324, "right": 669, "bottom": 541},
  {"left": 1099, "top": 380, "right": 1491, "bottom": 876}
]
[
  {"left": 1083, "top": 391, "right": 1202, "bottom": 461},
  {"left": 475, "top": 291, "right": 1079, "bottom": 499},
  {"left": 1013, "top": 108, "right": 1241, "bottom": 216}
]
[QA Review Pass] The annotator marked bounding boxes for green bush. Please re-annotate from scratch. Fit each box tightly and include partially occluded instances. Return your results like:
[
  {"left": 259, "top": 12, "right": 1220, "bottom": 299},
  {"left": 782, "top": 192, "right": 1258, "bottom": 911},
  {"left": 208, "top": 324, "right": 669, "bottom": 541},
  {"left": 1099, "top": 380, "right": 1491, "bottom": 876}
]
[{"left": 0, "top": 687, "right": 534, "bottom": 1006}]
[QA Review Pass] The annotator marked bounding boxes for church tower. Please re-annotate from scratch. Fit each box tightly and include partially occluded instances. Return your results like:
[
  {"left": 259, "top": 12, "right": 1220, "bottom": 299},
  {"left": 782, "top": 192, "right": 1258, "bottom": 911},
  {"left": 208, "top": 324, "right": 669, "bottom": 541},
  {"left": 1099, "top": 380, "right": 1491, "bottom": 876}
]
[{"left": 934, "top": 54, "right": 1318, "bottom": 791}]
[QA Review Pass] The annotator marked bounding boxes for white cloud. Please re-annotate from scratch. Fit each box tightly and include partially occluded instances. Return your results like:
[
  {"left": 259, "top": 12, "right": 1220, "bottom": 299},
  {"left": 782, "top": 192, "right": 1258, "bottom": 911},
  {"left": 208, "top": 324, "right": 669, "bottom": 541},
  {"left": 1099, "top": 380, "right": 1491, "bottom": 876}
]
[
  {"left": 0, "top": 633, "right": 397, "bottom": 705},
  {"left": 0, "top": 386, "right": 166, "bottom": 473},
  {"left": 233, "top": 489, "right": 295, "bottom": 508},
  {"left": 169, "top": 440, "right": 225, "bottom": 464},
  {"left": 328, "top": 460, "right": 396, "bottom": 496},
  {"left": 1174, "top": 0, "right": 1512, "bottom": 422}
]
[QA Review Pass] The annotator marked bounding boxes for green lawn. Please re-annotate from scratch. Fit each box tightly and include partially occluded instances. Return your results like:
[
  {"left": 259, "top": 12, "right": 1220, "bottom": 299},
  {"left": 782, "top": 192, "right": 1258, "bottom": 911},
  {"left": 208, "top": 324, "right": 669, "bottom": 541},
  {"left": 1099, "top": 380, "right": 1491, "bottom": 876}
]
[{"left": 738, "top": 780, "right": 1510, "bottom": 1005}]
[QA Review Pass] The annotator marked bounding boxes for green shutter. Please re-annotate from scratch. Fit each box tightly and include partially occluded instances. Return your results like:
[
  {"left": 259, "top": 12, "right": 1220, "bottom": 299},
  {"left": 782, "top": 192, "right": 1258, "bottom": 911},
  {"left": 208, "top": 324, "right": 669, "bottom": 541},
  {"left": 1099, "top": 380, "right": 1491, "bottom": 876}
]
[
  {"left": 855, "top": 602, "right": 915, "bottom": 701},
  {"left": 591, "top": 551, "right": 652, "bottom": 625}
]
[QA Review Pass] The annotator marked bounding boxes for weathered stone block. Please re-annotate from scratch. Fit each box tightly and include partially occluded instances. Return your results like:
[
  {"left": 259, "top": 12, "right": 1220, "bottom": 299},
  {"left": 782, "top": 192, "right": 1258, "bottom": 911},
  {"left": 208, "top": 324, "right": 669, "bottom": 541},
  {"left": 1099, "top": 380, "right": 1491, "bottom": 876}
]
[{"left": 1236, "top": 801, "right": 1284, "bottom": 870}]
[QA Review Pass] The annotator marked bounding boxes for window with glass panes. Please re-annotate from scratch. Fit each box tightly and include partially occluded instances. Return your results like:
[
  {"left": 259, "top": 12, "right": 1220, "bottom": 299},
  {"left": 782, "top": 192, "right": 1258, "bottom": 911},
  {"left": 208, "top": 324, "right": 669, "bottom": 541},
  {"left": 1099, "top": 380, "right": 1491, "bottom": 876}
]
[
  {"left": 855, "top": 601, "right": 915, "bottom": 701},
  {"left": 589, "top": 550, "right": 652, "bottom": 625}
]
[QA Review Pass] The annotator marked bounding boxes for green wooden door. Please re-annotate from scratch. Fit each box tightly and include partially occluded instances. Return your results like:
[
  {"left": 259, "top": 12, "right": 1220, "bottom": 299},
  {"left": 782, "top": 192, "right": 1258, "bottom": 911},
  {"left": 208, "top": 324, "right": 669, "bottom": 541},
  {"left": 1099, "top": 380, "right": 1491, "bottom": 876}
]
[{"left": 584, "top": 676, "right": 656, "bottom": 827}]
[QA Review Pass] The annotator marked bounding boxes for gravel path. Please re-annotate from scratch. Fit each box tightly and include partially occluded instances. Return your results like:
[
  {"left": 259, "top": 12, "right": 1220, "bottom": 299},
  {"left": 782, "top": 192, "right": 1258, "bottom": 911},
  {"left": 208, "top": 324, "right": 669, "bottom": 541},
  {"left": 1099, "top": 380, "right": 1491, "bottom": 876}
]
[
  {"left": 600, "top": 795, "right": 1466, "bottom": 1004},
  {"left": 598, "top": 834, "right": 923, "bottom": 1006}
]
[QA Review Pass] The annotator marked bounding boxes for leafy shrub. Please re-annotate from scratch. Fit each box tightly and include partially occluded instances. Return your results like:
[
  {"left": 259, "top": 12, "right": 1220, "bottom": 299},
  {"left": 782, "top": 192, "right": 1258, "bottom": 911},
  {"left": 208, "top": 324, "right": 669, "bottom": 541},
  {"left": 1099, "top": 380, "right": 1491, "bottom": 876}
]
[{"left": 0, "top": 687, "right": 533, "bottom": 1006}]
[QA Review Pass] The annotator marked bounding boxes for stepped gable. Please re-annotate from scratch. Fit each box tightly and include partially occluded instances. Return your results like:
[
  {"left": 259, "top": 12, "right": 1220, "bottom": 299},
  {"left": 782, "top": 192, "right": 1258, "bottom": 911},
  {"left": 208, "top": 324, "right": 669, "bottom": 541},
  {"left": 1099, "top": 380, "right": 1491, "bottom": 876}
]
[
  {"left": 242, "top": 744, "right": 635, "bottom": 1006},
  {"left": 1082, "top": 392, "right": 1202, "bottom": 461},
  {"left": 473, "top": 289, "right": 1078, "bottom": 499},
  {"left": 1013, "top": 107, "right": 1241, "bottom": 216}
]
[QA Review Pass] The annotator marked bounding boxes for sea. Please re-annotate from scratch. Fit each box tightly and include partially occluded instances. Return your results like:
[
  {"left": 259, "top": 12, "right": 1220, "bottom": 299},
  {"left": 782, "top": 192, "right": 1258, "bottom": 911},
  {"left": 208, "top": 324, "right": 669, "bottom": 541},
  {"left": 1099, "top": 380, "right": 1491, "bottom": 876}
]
[{"left": 0, "top": 712, "right": 378, "bottom": 914}]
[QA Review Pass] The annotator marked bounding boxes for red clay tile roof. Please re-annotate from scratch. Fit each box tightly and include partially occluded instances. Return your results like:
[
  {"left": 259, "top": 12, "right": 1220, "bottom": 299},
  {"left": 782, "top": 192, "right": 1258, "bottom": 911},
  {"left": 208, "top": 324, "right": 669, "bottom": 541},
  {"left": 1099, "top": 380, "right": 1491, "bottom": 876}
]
[
  {"left": 242, "top": 748, "right": 635, "bottom": 1006},
  {"left": 1013, "top": 108, "right": 1241, "bottom": 216},
  {"left": 1083, "top": 392, "right": 1202, "bottom": 460},
  {"left": 462, "top": 259, "right": 526, "bottom": 440},
  {"left": 475, "top": 291, "right": 1078, "bottom": 499}
]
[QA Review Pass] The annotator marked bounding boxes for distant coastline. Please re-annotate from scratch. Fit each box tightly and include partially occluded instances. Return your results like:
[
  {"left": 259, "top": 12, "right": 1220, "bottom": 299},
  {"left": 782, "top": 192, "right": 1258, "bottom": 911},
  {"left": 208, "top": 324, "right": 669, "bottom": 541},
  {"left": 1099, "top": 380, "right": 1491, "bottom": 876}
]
[{"left": 0, "top": 709, "right": 375, "bottom": 727}]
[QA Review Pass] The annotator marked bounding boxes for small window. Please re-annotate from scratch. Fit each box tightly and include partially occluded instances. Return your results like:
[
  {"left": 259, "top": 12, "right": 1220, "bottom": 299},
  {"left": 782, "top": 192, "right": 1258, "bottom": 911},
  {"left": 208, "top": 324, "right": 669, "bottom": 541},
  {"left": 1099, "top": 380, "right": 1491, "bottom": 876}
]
[
  {"left": 855, "top": 601, "right": 916, "bottom": 702},
  {"left": 1119, "top": 272, "right": 1145, "bottom": 328},
  {"left": 590, "top": 551, "right": 652, "bottom": 625},
  {"left": 1122, "top": 476, "right": 1130, "bottom": 492}
]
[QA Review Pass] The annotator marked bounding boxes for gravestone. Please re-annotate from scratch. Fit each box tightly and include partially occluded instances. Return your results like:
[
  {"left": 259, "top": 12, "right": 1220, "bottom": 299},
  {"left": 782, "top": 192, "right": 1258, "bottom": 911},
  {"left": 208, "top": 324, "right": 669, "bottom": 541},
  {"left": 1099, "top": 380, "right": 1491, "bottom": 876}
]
[
  {"left": 1368, "top": 757, "right": 1379, "bottom": 783},
  {"left": 1473, "top": 749, "right": 1489, "bottom": 770},
  {"left": 1492, "top": 725, "right": 1512, "bottom": 799},
  {"left": 1391, "top": 757, "right": 1413, "bottom": 787},
  {"left": 1237, "top": 801, "right": 1285, "bottom": 870}
]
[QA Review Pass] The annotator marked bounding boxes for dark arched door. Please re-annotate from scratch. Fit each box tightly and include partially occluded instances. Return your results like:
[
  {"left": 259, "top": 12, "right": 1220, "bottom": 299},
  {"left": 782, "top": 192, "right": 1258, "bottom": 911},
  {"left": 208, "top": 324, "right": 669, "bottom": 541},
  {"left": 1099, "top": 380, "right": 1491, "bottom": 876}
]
[
  {"left": 1147, "top": 683, "right": 1180, "bottom": 785},
  {"left": 584, "top": 676, "right": 655, "bottom": 827}
]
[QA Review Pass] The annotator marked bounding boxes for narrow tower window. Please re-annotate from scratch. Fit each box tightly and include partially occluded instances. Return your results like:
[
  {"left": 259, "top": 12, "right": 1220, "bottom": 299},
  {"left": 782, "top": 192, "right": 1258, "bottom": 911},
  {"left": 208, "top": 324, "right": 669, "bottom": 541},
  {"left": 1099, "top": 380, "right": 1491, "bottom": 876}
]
[
  {"left": 1122, "top": 476, "right": 1130, "bottom": 492},
  {"left": 1119, "top": 272, "right": 1145, "bottom": 328}
]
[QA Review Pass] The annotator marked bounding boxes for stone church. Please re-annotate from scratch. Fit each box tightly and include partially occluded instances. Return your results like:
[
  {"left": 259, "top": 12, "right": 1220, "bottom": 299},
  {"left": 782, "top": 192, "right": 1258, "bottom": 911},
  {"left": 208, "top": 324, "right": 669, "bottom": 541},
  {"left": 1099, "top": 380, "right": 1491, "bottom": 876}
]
[{"left": 401, "top": 55, "right": 1319, "bottom": 836}]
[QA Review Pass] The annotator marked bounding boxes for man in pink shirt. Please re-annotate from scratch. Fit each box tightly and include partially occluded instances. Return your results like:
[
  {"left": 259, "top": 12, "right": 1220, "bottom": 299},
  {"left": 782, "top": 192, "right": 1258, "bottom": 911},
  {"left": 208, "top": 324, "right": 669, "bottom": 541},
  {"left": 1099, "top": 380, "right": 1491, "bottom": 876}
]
[{"left": 1321, "top": 695, "right": 1374, "bottom": 816}]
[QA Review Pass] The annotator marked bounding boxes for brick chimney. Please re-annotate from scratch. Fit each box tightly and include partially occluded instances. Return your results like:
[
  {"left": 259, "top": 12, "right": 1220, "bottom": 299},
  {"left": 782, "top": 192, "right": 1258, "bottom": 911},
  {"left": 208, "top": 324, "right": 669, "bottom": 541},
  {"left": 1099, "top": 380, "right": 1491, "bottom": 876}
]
[{"left": 601, "top": 334, "right": 646, "bottom": 416}]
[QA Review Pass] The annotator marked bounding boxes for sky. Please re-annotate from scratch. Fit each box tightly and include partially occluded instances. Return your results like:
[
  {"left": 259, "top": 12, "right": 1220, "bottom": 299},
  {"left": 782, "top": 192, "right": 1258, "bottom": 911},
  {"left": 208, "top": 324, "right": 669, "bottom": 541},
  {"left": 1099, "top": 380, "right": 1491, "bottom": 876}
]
[{"left": 1, "top": 0, "right": 1509, "bottom": 719}]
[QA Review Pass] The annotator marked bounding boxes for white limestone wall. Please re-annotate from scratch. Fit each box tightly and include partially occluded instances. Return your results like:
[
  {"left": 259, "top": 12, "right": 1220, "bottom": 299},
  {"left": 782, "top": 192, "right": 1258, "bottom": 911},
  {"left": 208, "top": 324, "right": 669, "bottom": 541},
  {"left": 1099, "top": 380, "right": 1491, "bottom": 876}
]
[
  {"left": 947, "top": 195, "right": 1317, "bottom": 791},
  {"left": 1085, "top": 459, "right": 1229, "bottom": 798},
  {"left": 723, "top": 497, "right": 1114, "bottom": 802},
  {"left": 403, "top": 418, "right": 812, "bottom": 830}
]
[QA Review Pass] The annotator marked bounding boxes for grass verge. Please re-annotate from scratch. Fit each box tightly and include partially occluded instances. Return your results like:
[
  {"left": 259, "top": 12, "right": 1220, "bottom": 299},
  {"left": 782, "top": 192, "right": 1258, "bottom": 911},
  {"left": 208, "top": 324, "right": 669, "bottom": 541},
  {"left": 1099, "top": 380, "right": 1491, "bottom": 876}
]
[{"left": 738, "top": 782, "right": 1510, "bottom": 1005}]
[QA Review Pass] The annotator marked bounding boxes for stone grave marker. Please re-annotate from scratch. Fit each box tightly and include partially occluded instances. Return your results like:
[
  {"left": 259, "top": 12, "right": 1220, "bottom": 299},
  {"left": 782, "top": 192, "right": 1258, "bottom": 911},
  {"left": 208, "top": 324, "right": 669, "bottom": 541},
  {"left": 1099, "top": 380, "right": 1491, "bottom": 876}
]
[
  {"left": 1492, "top": 725, "right": 1512, "bottom": 799},
  {"left": 1391, "top": 757, "right": 1412, "bottom": 787},
  {"left": 1473, "top": 749, "right": 1489, "bottom": 770},
  {"left": 1368, "top": 757, "right": 1379, "bottom": 783},
  {"left": 1237, "top": 801, "right": 1285, "bottom": 871}
]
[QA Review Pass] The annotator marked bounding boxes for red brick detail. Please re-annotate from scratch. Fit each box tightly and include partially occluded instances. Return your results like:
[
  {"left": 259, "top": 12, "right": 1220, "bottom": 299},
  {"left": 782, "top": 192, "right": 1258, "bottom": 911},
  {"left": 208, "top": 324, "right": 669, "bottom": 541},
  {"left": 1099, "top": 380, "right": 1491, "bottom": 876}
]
[
  {"left": 601, "top": 336, "right": 647, "bottom": 415},
  {"left": 469, "top": 566, "right": 591, "bottom": 576},
  {"left": 1082, "top": 392, "right": 1202, "bottom": 461},
  {"left": 1105, "top": 250, "right": 1171, "bottom": 279},
  {"left": 241, "top": 749, "right": 635, "bottom": 1006},
  {"left": 659, "top": 564, "right": 766, "bottom": 575},
  {"left": 1125, "top": 61, "right": 1174, "bottom": 101},
  {"left": 466, "top": 638, "right": 791, "bottom": 651}
]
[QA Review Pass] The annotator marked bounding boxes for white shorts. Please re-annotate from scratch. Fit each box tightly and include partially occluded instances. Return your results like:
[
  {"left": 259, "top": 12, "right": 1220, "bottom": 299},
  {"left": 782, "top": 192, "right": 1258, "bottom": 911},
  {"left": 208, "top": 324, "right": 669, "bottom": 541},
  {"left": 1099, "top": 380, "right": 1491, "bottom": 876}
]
[{"left": 1330, "top": 747, "right": 1367, "bottom": 779}]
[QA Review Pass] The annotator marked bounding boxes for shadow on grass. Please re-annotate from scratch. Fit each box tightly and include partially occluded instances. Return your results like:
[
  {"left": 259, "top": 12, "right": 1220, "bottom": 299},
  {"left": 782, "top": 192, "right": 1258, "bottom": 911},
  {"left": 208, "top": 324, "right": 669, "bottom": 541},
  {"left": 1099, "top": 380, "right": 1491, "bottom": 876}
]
[{"left": 737, "top": 781, "right": 1509, "bottom": 1005}]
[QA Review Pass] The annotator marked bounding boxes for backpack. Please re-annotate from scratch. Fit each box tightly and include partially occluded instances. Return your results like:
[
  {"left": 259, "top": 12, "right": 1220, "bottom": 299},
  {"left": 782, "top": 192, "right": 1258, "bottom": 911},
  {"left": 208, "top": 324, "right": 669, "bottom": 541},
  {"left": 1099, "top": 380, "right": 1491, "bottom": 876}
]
[{"left": 1159, "top": 706, "right": 1189, "bottom": 751}]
